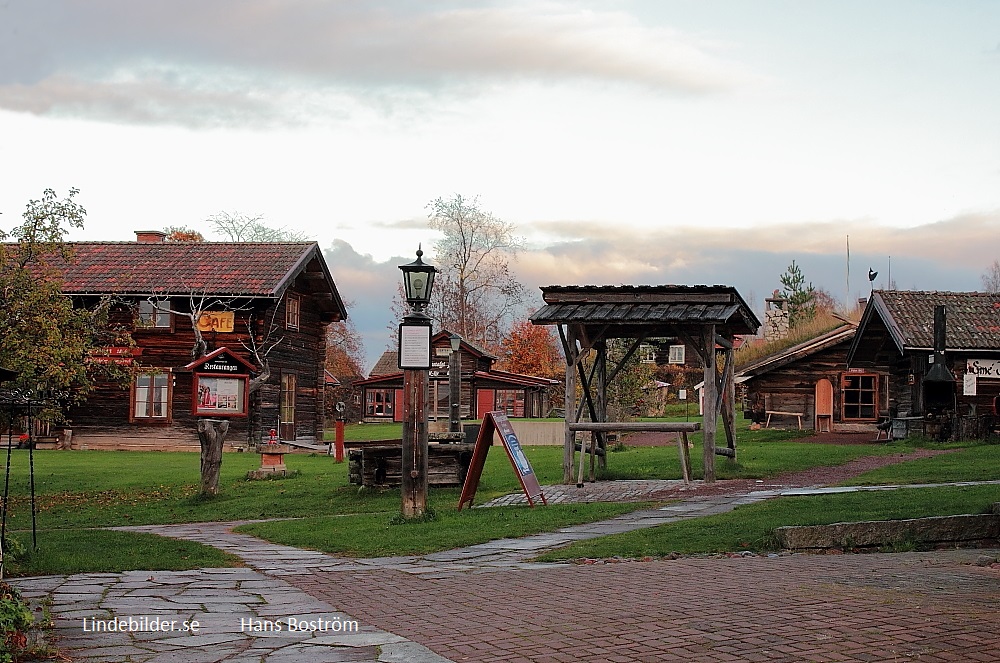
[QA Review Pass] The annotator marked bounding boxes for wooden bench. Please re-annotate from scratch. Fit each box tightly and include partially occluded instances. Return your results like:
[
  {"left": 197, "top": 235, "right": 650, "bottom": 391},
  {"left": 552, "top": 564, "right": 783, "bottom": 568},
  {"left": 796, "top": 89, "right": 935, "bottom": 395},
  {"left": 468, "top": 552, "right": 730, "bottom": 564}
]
[
  {"left": 567, "top": 422, "right": 701, "bottom": 485},
  {"left": 764, "top": 410, "right": 803, "bottom": 429}
]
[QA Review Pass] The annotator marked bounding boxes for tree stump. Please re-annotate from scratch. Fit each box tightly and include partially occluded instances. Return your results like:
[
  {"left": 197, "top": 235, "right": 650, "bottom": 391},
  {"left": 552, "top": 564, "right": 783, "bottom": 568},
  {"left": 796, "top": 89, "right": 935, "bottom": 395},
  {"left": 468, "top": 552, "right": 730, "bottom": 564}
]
[{"left": 197, "top": 418, "right": 230, "bottom": 496}]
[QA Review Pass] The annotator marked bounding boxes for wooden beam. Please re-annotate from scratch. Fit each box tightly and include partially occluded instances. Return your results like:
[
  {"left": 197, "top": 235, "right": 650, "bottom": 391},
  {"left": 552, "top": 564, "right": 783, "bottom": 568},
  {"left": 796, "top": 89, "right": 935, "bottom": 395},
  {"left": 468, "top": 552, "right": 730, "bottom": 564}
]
[
  {"left": 677, "top": 327, "right": 705, "bottom": 364},
  {"left": 559, "top": 324, "right": 579, "bottom": 484},
  {"left": 702, "top": 324, "right": 717, "bottom": 483},
  {"left": 568, "top": 422, "right": 700, "bottom": 432},
  {"left": 723, "top": 346, "right": 737, "bottom": 453},
  {"left": 604, "top": 334, "right": 648, "bottom": 385},
  {"left": 543, "top": 291, "right": 738, "bottom": 305}
]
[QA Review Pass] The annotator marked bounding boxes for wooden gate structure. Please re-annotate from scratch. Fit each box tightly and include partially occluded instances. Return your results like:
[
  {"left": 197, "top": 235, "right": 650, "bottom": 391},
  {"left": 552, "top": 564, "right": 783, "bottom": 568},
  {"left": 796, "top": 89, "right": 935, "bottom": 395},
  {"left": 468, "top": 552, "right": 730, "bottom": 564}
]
[{"left": 530, "top": 285, "right": 760, "bottom": 484}]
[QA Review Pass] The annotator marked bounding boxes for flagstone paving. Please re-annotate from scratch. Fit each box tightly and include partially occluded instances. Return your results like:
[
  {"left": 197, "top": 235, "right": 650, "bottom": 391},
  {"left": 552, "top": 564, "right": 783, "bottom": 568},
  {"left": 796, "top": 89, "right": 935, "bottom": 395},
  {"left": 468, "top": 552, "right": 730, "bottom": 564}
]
[{"left": 10, "top": 479, "right": 1000, "bottom": 661}]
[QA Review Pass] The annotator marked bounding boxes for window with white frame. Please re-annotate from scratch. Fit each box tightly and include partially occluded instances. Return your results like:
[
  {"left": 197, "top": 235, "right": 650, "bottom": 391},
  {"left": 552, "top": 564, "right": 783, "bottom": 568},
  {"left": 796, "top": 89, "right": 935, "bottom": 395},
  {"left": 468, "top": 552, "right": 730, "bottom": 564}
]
[
  {"left": 668, "top": 344, "right": 685, "bottom": 365},
  {"left": 285, "top": 294, "right": 301, "bottom": 330},
  {"left": 132, "top": 371, "right": 171, "bottom": 421},
  {"left": 639, "top": 344, "right": 656, "bottom": 364},
  {"left": 138, "top": 299, "right": 171, "bottom": 329}
]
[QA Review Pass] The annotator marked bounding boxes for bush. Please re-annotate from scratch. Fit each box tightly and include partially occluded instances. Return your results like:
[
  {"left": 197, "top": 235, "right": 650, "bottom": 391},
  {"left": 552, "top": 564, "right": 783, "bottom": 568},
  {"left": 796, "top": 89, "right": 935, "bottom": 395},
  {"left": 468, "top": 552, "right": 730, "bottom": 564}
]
[{"left": 0, "top": 582, "right": 33, "bottom": 663}]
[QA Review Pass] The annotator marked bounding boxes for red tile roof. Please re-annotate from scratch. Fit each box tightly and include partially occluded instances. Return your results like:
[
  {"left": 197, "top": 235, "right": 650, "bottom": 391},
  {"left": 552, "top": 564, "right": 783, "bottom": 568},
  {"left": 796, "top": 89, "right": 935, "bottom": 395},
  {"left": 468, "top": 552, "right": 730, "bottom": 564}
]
[
  {"left": 872, "top": 290, "right": 1000, "bottom": 351},
  {"left": 49, "top": 242, "right": 325, "bottom": 297}
]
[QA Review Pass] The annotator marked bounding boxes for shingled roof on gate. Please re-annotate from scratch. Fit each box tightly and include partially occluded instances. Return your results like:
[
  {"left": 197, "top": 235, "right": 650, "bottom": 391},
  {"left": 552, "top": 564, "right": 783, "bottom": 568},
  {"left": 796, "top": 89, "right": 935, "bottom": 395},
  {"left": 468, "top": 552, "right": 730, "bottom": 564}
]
[{"left": 530, "top": 285, "right": 760, "bottom": 335}]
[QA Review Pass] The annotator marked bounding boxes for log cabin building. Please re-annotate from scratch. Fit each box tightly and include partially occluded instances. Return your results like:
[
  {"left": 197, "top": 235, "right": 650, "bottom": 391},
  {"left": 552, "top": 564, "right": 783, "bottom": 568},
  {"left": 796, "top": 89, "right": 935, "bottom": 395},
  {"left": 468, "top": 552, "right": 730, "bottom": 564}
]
[
  {"left": 356, "top": 330, "right": 558, "bottom": 424},
  {"left": 736, "top": 323, "right": 892, "bottom": 432},
  {"left": 847, "top": 290, "right": 1000, "bottom": 439},
  {"left": 53, "top": 231, "right": 347, "bottom": 450}
]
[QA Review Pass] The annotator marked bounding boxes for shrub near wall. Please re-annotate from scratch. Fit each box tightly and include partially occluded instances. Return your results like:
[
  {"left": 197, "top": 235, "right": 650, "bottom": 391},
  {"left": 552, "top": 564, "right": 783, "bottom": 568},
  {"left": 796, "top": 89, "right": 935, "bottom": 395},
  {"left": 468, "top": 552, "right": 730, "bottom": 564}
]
[{"left": 0, "top": 582, "right": 33, "bottom": 662}]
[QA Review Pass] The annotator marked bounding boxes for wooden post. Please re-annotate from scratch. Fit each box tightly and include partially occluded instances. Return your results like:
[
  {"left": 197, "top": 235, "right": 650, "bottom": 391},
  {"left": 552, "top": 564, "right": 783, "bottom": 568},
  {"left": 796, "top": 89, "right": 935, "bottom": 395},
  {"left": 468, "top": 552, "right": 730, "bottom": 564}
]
[
  {"left": 449, "top": 344, "right": 462, "bottom": 432},
  {"left": 401, "top": 367, "right": 429, "bottom": 517},
  {"left": 722, "top": 346, "right": 737, "bottom": 455},
  {"left": 678, "top": 432, "right": 692, "bottom": 483},
  {"left": 561, "top": 325, "right": 577, "bottom": 484},
  {"left": 702, "top": 324, "right": 717, "bottom": 483},
  {"left": 595, "top": 339, "right": 608, "bottom": 474}
]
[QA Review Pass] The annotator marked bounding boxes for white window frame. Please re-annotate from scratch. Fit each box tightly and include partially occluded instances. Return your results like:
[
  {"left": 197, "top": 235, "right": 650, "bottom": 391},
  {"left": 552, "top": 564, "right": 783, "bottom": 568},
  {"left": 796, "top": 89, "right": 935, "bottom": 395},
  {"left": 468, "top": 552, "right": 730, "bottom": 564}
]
[
  {"left": 668, "top": 344, "right": 686, "bottom": 365},
  {"left": 138, "top": 299, "right": 172, "bottom": 329},
  {"left": 131, "top": 370, "right": 172, "bottom": 422},
  {"left": 285, "top": 294, "right": 301, "bottom": 330},
  {"left": 639, "top": 344, "right": 656, "bottom": 364}
]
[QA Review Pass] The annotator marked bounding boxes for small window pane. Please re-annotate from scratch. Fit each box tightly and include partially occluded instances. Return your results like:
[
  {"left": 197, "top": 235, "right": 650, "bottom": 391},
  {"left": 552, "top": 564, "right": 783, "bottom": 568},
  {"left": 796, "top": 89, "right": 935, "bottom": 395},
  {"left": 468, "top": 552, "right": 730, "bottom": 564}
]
[{"left": 139, "top": 300, "right": 171, "bottom": 328}]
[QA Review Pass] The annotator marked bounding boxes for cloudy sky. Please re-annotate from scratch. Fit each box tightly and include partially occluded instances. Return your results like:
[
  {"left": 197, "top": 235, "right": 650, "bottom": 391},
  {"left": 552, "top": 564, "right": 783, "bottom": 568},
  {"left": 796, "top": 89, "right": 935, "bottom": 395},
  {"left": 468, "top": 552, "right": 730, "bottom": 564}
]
[{"left": 3, "top": 1, "right": 999, "bottom": 369}]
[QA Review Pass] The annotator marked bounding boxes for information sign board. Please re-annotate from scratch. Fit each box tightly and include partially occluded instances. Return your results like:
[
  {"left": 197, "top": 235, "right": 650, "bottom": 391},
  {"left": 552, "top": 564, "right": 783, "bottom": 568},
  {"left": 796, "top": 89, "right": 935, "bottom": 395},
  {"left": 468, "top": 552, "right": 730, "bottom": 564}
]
[
  {"left": 398, "top": 324, "right": 431, "bottom": 369},
  {"left": 458, "top": 411, "right": 546, "bottom": 509}
]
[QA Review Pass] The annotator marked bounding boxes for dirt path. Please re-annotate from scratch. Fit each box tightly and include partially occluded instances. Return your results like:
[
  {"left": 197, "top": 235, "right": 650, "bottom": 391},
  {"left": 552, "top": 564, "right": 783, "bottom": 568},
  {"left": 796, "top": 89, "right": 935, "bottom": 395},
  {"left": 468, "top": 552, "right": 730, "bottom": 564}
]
[{"left": 618, "top": 430, "right": 959, "bottom": 499}]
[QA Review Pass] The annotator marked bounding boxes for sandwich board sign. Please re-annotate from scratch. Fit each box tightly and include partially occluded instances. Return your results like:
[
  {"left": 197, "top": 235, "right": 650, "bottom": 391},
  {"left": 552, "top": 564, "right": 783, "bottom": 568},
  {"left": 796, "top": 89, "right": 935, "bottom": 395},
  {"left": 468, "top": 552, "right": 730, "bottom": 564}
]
[{"left": 458, "top": 411, "right": 546, "bottom": 510}]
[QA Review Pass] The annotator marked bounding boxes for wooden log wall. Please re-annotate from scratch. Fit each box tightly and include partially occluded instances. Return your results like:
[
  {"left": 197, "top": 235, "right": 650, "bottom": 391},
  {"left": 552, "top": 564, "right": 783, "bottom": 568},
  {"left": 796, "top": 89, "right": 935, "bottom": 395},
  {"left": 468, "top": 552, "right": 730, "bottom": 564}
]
[
  {"left": 67, "top": 278, "right": 330, "bottom": 450},
  {"left": 347, "top": 443, "right": 475, "bottom": 487},
  {"left": 745, "top": 339, "right": 889, "bottom": 429}
]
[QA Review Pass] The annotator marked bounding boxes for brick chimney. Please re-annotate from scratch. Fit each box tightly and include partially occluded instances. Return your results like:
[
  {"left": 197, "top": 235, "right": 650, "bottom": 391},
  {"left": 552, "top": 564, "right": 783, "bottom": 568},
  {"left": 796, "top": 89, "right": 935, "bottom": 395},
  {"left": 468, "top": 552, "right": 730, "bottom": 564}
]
[{"left": 135, "top": 230, "right": 167, "bottom": 243}]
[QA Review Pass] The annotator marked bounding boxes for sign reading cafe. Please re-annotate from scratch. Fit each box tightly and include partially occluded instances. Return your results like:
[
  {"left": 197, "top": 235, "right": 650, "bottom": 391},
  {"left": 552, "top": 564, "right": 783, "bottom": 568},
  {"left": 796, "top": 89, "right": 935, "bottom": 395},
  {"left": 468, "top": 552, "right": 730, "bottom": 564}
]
[{"left": 966, "top": 359, "right": 1000, "bottom": 378}]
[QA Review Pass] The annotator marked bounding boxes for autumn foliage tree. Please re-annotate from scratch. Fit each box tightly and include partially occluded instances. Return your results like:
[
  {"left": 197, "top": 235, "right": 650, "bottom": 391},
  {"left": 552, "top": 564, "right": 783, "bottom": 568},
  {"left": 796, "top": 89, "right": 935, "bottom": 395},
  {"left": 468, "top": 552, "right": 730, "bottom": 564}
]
[
  {"left": 495, "top": 320, "right": 562, "bottom": 378},
  {"left": 0, "top": 188, "right": 132, "bottom": 425},
  {"left": 325, "top": 315, "right": 366, "bottom": 421},
  {"left": 163, "top": 226, "right": 205, "bottom": 242}
]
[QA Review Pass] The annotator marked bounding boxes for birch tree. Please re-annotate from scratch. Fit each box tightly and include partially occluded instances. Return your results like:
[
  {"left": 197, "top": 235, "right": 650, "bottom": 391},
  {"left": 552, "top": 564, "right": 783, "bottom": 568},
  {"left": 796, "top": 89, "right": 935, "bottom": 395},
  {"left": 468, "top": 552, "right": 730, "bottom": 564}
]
[{"left": 427, "top": 195, "right": 527, "bottom": 351}]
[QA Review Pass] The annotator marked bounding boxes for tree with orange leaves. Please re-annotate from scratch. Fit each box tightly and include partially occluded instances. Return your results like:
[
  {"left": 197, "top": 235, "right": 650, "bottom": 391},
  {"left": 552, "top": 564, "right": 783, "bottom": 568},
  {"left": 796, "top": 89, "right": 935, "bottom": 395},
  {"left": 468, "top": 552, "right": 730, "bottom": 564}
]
[
  {"left": 495, "top": 319, "right": 562, "bottom": 378},
  {"left": 163, "top": 225, "right": 205, "bottom": 242}
]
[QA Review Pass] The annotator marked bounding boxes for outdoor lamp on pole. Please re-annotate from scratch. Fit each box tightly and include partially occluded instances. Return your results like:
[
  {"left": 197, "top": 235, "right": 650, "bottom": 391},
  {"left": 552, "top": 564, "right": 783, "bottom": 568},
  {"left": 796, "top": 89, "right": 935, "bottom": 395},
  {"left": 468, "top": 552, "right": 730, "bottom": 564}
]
[
  {"left": 449, "top": 332, "right": 462, "bottom": 433},
  {"left": 400, "top": 245, "right": 437, "bottom": 320},
  {"left": 397, "top": 246, "right": 438, "bottom": 518}
]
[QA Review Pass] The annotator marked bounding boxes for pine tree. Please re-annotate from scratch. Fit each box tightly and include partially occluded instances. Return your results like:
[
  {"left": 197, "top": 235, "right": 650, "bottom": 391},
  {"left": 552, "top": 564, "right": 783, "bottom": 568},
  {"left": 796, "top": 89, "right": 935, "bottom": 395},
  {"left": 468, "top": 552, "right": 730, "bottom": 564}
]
[{"left": 779, "top": 260, "right": 817, "bottom": 327}]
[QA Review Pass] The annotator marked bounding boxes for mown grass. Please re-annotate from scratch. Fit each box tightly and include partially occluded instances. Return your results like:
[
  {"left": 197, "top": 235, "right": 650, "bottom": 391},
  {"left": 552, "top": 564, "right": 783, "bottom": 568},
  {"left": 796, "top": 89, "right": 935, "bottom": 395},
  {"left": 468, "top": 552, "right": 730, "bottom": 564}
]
[
  {"left": 2, "top": 422, "right": 994, "bottom": 575},
  {"left": 237, "top": 502, "right": 645, "bottom": 558},
  {"left": 3, "top": 529, "right": 240, "bottom": 576},
  {"left": 600, "top": 425, "right": 896, "bottom": 480},
  {"left": 842, "top": 443, "right": 1000, "bottom": 485},
  {"left": 537, "top": 484, "right": 1000, "bottom": 560}
]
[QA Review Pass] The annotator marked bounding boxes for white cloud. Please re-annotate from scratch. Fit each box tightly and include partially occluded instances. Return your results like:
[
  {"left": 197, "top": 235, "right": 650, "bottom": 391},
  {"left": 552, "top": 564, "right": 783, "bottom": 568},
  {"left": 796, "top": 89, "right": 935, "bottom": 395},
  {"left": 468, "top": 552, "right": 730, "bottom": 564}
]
[{"left": 0, "top": 1, "right": 756, "bottom": 126}]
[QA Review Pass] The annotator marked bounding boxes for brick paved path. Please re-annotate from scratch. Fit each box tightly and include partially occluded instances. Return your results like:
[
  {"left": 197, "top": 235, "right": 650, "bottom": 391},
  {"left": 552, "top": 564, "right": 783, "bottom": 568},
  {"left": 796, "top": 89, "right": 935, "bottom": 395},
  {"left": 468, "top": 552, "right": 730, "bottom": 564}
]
[{"left": 294, "top": 549, "right": 1000, "bottom": 662}]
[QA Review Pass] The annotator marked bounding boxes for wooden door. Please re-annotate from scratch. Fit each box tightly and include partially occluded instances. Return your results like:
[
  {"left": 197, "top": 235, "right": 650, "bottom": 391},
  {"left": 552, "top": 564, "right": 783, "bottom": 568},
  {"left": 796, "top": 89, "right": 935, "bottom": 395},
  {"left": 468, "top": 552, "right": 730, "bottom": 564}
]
[
  {"left": 280, "top": 373, "right": 296, "bottom": 440},
  {"left": 393, "top": 389, "right": 404, "bottom": 422},
  {"left": 815, "top": 378, "right": 834, "bottom": 432},
  {"left": 476, "top": 389, "right": 495, "bottom": 419}
]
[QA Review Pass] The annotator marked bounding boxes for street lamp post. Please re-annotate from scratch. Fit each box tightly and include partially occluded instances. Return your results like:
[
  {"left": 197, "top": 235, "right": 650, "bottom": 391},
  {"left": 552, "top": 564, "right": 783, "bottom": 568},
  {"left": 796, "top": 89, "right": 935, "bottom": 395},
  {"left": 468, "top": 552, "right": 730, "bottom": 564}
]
[
  {"left": 397, "top": 247, "right": 437, "bottom": 518},
  {"left": 448, "top": 332, "right": 462, "bottom": 433}
]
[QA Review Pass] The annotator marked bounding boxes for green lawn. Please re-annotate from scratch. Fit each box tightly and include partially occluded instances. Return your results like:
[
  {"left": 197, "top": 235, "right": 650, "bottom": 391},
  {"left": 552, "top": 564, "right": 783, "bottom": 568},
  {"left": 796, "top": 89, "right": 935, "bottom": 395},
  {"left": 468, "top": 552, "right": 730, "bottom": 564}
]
[
  {"left": 3, "top": 425, "right": 997, "bottom": 575},
  {"left": 236, "top": 502, "right": 645, "bottom": 558}
]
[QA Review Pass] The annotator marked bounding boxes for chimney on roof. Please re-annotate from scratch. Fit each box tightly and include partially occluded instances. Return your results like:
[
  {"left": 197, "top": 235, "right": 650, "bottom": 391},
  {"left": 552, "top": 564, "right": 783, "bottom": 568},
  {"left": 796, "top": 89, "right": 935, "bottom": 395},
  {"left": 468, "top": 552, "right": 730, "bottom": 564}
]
[
  {"left": 135, "top": 230, "right": 167, "bottom": 243},
  {"left": 764, "top": 291, "right": 788, "bottom": 341}
]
